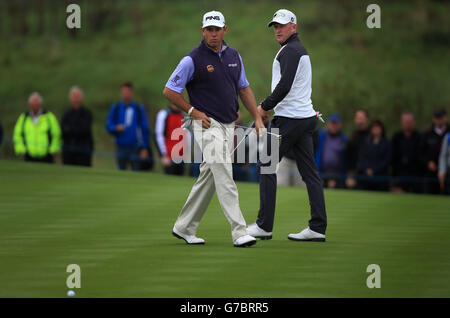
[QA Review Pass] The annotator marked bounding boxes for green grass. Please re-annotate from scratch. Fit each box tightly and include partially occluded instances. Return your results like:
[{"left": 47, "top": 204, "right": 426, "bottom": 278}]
[{"left": 0, "top": 160, "right": 449, "bottom": 297}]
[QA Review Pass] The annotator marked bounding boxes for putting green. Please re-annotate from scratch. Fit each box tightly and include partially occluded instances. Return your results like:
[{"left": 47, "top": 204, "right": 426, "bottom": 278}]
[{"left": 0, "top": 160, "right": 449, "bottom": 297}]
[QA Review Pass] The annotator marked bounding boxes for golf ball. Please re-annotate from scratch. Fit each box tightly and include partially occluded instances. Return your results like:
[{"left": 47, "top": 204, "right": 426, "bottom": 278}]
[{"left": 67, "top": 290, "right": 76, "bottom": 297}]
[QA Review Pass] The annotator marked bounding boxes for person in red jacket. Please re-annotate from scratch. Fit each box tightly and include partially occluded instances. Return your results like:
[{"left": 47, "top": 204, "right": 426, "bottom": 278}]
[{"left": 155, "top": 103, "right": 186, "bottom": 175}]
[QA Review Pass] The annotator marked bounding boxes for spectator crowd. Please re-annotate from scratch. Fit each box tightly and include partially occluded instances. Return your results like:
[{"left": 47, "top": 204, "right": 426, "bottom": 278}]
[
  {"left": 311, "top": 108, "right": 450, "bottom": 195},
  {"left": 1, "top": 84, "right": 449, "bottom": 195}
]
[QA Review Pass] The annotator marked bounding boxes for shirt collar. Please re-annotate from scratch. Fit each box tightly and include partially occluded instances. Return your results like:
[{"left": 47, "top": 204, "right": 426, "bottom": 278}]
[
  {"left": 30, "top": 109, "right": 43, "bottom": 118},
  {"left": 201, "top": 38, "right": 228, "bottom": 54},
  {"left": 72, "top": 104, "right": 84, "bottom": 111},
  {"left": 121, "top": 100, "right": 135, "bottom": 107},
  {"left": 280, "top": 33, "right": 299, "bottom": 46},
  {"left": 434, "top": 125, "right": 445, "bottom": 136}
]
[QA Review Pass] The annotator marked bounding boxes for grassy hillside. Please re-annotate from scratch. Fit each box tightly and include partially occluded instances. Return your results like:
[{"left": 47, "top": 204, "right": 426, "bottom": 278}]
[
  {"left": 0, "top": 160, "right": 449, "bottom": 297},
  {"left": 0, "top": 0, "right": 449, "bottom": 168}
]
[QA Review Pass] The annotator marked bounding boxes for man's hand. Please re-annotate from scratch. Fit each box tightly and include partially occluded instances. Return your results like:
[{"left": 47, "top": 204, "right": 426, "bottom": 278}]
[
  {"left": 162, "top": 155, "right": 172, "bottom": 167},
  {"left": 116, "top": 124, "right": 125, "bottom": 132},
  {"left": 428, "top": 161, "right": 437, "bottom": 172},
  {"left": 140, "top": 148, "right": 149, "bottom": 159},
  {"left": 191, "top": 108, "right": 211, "bottom": 129},
  {"left": 254, "top": 116, "right": 266, "bottom": 136},
  {"left": 257, "top": 105, "right": 270, "bottom": 124}
]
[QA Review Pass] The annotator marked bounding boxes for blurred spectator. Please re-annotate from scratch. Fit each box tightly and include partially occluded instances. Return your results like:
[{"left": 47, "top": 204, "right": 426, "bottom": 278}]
[
  {"left": 391, "top": 112, "right": 422, "bottom": 193},
  {"left": 345, "top": 109, "right": 370, "bottom": 189},
  {"left": 105, "top": 82, "right": 151, "bottom": 171},
  {"left": 61, "top": 86, "right": 94, "bottom": 167},
  {"left": 13, "top": 92, "right": 61, "bottom": 163},
  {"left": 155, "top": 103, "right": 186, "bottom": 175},
  {"left": 419, "top": 108, "right": 449, "bottom": 194},
  {"left": 277, "top": 152, "right": 306, "bottom": 187},
  {"left": 438, "top": 131, "right": 450, "bottom": 194},
  {"left": 315, "top": 114, "right": 347, "bottom": 188},
  {"left": 357, "top": 119, "right": 391, "bottom": 191}
]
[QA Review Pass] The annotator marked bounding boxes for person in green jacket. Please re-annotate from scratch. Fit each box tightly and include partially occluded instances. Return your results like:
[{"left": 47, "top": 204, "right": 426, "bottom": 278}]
[{"left": 13, "top": 92, "right": 61, "bottom": 163}]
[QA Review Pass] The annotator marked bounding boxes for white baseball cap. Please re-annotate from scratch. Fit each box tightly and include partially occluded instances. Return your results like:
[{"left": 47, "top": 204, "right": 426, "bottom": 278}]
[
  {"left": 267, "top": 9, "right": 297, "bottom": 27},
  {"left": 202, "top": 11, "right": 226, "bottom": 28}
]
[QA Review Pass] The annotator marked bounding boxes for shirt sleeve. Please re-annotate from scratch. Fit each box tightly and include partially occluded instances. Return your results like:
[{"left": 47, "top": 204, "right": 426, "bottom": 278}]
[
  {"left": 105, "top": 104, "right": 118, "bottom": 134},
  {"left": 13, "top": 114, "right": 26, "bottom": 155},
  {"left": 238, "top": 54, "right": 250, "bottom": 90},
  {"left": 165, "top": 56, "right": 195, "bottom": 93},
  {"left": 48, "top": 112, "right": 62, "bottom": 154}
]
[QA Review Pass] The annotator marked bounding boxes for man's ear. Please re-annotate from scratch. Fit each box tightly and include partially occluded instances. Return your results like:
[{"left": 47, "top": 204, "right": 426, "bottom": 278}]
[
  {"left": 223, "top": 25, "right": 228, "bottom": 35},
  {"left": 200, "top": 27, "right": 205, "bottom": 36}
]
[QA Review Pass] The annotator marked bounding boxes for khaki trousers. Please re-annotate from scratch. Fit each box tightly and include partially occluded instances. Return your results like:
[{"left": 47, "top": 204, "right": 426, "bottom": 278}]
[{"left": 174, "top": 118, "right": 248, "bottom": 241}]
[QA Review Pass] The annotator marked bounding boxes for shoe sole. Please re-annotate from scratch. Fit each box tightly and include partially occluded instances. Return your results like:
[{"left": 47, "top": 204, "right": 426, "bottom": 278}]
[
  {"left": 255, "top": 235, "right": 272, "bottom": 240},
  {"left": 288, "top": 237, "right": 326, "bottom": 242},
  {"left": 234, "top": 240, "right": 257, "bottom": 248},
  {"left": 172, "top": 231, "right": 205, "bottom": 245}
]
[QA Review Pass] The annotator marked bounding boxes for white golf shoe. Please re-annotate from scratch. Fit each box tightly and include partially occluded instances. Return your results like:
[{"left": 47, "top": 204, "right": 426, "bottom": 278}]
[
  {"left": 288, "top": 227, "right": 326, "bottom": 242},
  {"left": 233, "top": 234, "right": 257, "bottom": 247},
  {"left": 172, "top": 227, "right": 205, "bottom": 245},
  {"left": 247, "top": 223, "right": 272, "bottom": 240}
]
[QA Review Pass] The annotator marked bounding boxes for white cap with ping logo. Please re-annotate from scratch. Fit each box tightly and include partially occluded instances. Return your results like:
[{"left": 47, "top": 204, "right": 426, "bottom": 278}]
[
  {"left": 202, "top": 11, "right": 226, "bottom": 28},
  {"left": 267, "top": 9, "right": 297, "bottom": 27}
]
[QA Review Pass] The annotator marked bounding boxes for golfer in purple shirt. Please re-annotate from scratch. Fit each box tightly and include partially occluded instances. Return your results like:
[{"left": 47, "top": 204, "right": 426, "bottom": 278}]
[
  {"left": 166, "top": 52, "right": 250, "bottom": 95},
  {"left": 163, "top": 10, "right": 264, "bottom": 247}
]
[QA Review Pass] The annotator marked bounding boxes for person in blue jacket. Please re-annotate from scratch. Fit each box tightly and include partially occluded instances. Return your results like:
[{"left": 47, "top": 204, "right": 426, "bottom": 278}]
[
  {"left": 357, "top": 119, "right": 392, "bottom": 191},
  {"left": 106, "top": 81, "right": 151, "bottom": 171},
  {"left": 315, "top": 114, "right": 348, "bottom": 188}
]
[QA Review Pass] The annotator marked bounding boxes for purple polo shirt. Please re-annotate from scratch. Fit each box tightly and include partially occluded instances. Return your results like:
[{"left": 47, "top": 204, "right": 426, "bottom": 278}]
[{"left": 165, "top": 45, "right": 250, "bottom": 94}]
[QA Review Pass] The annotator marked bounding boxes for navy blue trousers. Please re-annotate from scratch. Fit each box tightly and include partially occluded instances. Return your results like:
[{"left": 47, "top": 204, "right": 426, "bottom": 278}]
[{"left": 257, "top": 116, "right": 327, "bottom": 234}]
